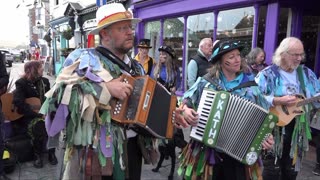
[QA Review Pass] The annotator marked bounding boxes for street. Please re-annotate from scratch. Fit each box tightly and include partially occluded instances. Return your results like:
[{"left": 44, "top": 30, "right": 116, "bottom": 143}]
[{"left": 4, "top": 62, "right": 320, "bottom": 180}]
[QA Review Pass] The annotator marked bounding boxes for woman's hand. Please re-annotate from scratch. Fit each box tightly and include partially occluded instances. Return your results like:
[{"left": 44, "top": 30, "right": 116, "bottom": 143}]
[
  {"left": 261, "top": 134, "right": 274, "bottom": 150},
  {"left": 174, "top": 106, "right": 198, "bottom": 128},
  {"left": 183, "top": 107, "right": 198, "bottom": 126}
]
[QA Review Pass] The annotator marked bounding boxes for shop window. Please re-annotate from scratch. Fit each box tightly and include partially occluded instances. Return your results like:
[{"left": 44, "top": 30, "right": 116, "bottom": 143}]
[
  {"left": 301, "top": 16, "right": 320, "bottom": 71},
  {"left": 144, "top": 21, "right": 161, "bottom": 61},
  {"left": 217, "top": 7, "right": 255, "bottom": 56},
  {"left": 163, "top": 17, "right": 184, "bottom": 91},
  {"left": 277, "top": 8, "right": 289, "bottom": 46},
  {"left": 186, "top": 12, "right": 214, "bottom": 63},
  {"left": 257, "top": 6, "right": 267, "bottom": 49}
]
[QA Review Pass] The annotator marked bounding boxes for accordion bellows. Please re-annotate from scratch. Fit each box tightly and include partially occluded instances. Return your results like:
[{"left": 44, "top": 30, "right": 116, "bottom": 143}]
[
  {"left": 190, "top": 89, "right": 278, "bottom": 165},
  {"left": 110, "top": 75, "right": 176, "bottom": 139}
]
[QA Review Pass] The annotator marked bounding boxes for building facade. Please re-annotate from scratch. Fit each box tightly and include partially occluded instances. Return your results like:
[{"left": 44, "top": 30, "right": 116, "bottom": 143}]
[
  {"left": 131, "top": 0, "right": 320, "bottom": 95},
  {"left": 48, "top": 0, "right": 320, "bottom": 95}
]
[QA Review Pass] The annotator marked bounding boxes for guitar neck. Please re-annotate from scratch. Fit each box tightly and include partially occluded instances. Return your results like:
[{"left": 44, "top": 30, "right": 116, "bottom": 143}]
[{"left": 297, "top": 95, "right": 320, "bottom": 107}]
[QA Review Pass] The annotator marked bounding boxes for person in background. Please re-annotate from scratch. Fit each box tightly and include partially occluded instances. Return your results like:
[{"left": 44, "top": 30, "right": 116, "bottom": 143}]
[
  {"left": 151, "top": 45, "right": 181, "bottom": 94},
  {"left": 34, "top": 49, "right": 40, "bottom": 61},
  {"left": 134, "top": 39, "right": 155, "bottom": 75},
  {"left": 245, "top": 47, "right": 268, "bottom": 75},
  {"left": 0, "top": 52, "right": 10, "bottom": 180},
  {"left": 187, "top": 38, "right": 213, "bottom": 88},
  {"left": 150, "top": 45, "right": 185, "bottom": 179},
  {"left": 177, "top": 40, "right": 274, "bottom": 179},
  {"left": 12, "top": 61, "right": 57, "bottom": 168},
  {"left": 255, "top": 37, "right": 320, "bottom": 180}
]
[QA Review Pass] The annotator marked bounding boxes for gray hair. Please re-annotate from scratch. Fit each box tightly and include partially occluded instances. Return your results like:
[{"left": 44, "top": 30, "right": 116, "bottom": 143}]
[
  {"left": 246, "top": 47, "right": 265, "bottom": 65},
  {"left": 272, "top": 37, "right": 302, "bottom": 66},
  {"left": 199, "top": 38, "right": 212, "bottom": 50}
]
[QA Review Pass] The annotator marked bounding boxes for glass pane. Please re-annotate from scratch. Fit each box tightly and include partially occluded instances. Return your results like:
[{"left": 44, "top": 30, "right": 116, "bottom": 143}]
[
  {"left": 277, "top": 8, "right": 289, "bottom": 45},
  {"left": 257, "top": 6, "right": 267, "bottom": 48},
  {"left": 144, "top": 21, "right": 161, "bottom": 61},
  {"left": 164, "top": 17, "right": 184, "bottom": 91},
  {"left": 217, "top": 7, "right": 255, "bottom": 56},
  {"left": 301, "top": 16, "right": 320, "bottom": 71},
  {"left": 186, "top": 12, "right": 214, "bottom": 62}
]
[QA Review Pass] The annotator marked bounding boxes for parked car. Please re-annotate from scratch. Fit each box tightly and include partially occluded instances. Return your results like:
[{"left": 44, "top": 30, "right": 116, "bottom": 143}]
[
  {"left": 10, "top": 49, "right": 21, "bottom": 62},
  {"left": 0, "top": 49, "right": 13, "bottom": 67}
]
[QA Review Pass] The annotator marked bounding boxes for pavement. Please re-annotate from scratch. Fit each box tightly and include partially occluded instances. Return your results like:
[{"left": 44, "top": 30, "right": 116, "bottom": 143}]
[{"left": 4, "top": 62, "right": 320, "bottom": 180}]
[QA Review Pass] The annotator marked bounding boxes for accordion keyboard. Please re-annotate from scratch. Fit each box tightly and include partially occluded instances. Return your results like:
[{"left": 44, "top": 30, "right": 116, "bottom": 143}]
[
  {"left": 190, "top": 89, "right": 216, "bottom": 142},
  {"left": 189, "top": 88, "right": 278, "bottom": 165}
]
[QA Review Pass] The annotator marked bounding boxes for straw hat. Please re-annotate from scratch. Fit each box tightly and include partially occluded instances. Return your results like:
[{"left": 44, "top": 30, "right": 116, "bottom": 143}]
[{"left": 89, "top": 3, "right": 141, "bottom": 35}]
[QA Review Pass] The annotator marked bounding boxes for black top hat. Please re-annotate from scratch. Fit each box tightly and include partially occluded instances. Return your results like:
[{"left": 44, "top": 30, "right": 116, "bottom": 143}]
[
  {"left": 137, "top": 39, "right": 152, "bottom": 48},
  {"left": 158, "top": 45, "right": 176, "bottom": 59},
  {"left": 210, "top": 40, "right": 244, "bottom": 64}
]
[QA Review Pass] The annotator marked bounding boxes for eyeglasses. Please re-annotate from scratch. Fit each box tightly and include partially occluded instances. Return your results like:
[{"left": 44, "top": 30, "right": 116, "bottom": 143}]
[
  {"left": 286, "top": 51, "right": 305, "bottom": 59},
  {"left": 109, "top": 24, "right": 135, "bottom": 33}
]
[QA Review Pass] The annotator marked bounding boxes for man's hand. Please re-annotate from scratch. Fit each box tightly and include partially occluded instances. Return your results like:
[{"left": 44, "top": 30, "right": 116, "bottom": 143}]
[
  {"left": 105, "top": 76, "right": 133, "bottom": 100},
  {"left": 273, "top": 95, "right": 297, "bottom": 106}
]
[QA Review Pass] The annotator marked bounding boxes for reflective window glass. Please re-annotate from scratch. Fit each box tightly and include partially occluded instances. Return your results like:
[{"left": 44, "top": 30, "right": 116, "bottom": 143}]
[
  {"left": 186, "top": 12, "right": 214, "bottom": 62},
  {"left": 164, "top": 17, "right": 184, "bottom": 91},
  {"left": 144, "top": 21, "right": 161, "bottom": 60},
  {"left": 217, "top": 7, "right": 254, "bottom": 56}
]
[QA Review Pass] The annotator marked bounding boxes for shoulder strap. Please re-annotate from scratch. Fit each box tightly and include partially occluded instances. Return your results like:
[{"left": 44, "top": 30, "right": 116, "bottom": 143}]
[
  {"left": 227, "top": 81, "right": 257, "bottom": 92},
  {"left": 297, "top": 65, "right": 306, "bottom": 95},
  {"left": 203, "top": 73, "right": 257, "bottom": 92},
  {"left": 147, "top": 57, "right": 153, "bottom": 75},
  {"left": 95, "top": 46, "right": 137, "bottom": 76}
]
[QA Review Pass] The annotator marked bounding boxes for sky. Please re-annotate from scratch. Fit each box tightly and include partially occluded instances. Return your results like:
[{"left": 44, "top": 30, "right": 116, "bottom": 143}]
[{"left": 0, "top": 0, "right": 30, "bottom": 47}]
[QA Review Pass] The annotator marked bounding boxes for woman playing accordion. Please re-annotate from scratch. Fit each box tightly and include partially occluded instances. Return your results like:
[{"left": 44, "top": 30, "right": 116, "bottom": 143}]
[{"left": 176, "top": 40, "right": 275, "bottom": 180}]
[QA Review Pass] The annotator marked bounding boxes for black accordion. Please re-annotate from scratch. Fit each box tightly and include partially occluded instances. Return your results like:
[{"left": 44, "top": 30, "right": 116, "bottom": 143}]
[
  {"left": 110, "top": 74, "right": 176, "bottom": 139},
  {"left": 190, "top": 89, "right": 278, "bottom": 165}
]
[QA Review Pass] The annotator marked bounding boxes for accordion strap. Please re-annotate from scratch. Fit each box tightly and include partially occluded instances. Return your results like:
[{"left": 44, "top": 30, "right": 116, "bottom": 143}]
[
  {"left": 203, "top": 73, "right": 257, "bottom": 92},
  {"left": 95, "top": 46, "right": 138, "bottom": 76}
]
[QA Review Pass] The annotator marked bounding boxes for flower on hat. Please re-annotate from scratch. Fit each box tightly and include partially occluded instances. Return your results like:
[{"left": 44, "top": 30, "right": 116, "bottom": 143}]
[
  {"left": 89, "top": 3, "right": 141, "bottom": 35},
  {"left": 210, "top": 40, "right": 244, "bottom": 64}
]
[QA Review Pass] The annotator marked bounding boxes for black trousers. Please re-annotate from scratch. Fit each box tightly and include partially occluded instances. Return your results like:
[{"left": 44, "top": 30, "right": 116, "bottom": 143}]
[
  {"left": 102, "top": 135, "right": 142, "bottom": 180},
  {"left": 312, "top": 128, "right": 320, "bottom": 164},
  {"left": 263, "top": 120, "right": 298, "bottom": 180},
  {"left": 211, "top": 153, "right": 247, "bottom": 180}
]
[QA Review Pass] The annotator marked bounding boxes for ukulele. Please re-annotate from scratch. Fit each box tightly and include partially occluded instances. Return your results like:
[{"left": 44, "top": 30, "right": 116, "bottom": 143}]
[
  {"left": 1, "top": 93, "right": 41, "bottom": 121},
  {"left": 270, "top": 94, "right": 320, "bottom": 126}
]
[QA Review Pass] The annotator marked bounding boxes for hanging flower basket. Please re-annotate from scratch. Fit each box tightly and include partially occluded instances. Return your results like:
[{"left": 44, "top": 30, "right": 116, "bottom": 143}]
[{"left": 61, "top": 28, "right": 74, "bottom": 40}]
